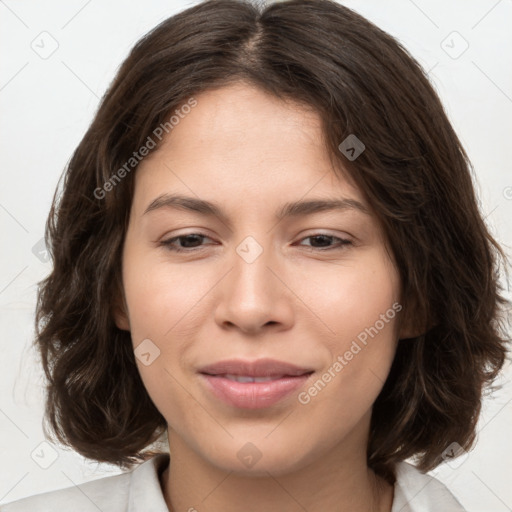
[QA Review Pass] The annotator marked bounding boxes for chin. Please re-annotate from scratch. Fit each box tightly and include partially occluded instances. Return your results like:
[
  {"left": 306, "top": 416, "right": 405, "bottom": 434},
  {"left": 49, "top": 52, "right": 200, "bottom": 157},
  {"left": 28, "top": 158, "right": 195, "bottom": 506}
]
[{"left": 198, "top": 434, "right": 318, "bottom": 477}]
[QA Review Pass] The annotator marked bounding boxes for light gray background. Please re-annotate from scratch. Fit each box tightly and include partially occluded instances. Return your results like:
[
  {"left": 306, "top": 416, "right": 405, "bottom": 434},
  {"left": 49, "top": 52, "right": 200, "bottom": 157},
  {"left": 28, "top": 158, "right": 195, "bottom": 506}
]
[{"left": 1, "top": 0, "right": 511, "bottom": 510}]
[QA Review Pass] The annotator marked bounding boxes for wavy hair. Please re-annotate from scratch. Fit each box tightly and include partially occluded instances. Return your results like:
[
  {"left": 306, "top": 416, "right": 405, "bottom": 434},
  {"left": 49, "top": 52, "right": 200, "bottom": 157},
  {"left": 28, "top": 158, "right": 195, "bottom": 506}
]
[{"left": 35, "top": 0, "right": 510, "bottom": 483}]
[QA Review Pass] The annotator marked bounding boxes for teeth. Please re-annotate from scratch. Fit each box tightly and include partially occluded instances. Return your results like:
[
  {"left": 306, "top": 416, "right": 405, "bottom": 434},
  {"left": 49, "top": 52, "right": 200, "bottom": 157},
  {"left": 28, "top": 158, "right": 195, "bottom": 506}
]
[{"left": 223, "top": 374, "right": 284, "bottom": 383}]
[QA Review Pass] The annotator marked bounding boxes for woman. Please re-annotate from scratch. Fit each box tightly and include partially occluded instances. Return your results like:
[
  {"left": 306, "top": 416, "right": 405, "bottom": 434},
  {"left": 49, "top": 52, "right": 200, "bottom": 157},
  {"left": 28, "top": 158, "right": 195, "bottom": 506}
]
[{"left": 2, "top": 0, "right": 509, "bottom": 510}]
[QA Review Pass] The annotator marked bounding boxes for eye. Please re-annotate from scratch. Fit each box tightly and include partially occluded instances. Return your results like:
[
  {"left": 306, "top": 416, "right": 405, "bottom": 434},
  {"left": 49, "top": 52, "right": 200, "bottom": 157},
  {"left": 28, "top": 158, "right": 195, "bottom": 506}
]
[
  {"left": 159, "top": 232, "right": 353, "bottom": 253},
  {"left": 296, "top": 234, "right": 352, "bottom": 251},
  {"left": 160, "top": 233, "right": 214, "bottom": 253}
]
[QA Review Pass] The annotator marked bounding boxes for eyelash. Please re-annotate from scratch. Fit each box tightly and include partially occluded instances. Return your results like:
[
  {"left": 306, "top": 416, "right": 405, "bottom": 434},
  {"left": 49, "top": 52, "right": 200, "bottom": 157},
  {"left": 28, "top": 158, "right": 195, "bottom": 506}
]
[{"left": 159, "top": 233, "right": 353, "bottom": 253}]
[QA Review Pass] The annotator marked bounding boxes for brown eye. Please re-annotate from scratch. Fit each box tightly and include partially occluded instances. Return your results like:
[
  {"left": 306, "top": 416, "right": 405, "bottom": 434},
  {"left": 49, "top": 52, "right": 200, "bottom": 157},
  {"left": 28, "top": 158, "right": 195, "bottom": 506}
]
[
  {"left": 297, "top": 234, "right": 352, "bottom": 251},
  {"left": 160, "top": 233, "right": 214, "bottom": 252}
]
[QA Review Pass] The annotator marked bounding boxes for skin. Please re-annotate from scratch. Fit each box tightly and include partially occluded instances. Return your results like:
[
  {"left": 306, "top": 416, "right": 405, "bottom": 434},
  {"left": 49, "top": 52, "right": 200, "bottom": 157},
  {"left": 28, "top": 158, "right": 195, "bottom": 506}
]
[{"left": 115, "top": 82, "right": 416, "bottom": 512}]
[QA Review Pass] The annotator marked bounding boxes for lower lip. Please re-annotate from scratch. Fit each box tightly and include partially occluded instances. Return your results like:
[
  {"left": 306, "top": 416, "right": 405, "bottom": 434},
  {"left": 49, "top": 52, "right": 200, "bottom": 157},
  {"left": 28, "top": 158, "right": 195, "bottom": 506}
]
[{"left": 199, "top": 374, "right": 312, "bottom": 409}]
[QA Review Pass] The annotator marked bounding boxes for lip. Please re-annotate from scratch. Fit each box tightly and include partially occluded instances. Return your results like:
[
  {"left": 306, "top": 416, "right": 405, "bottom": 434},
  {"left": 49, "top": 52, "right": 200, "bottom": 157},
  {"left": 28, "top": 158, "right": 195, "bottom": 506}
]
[
  {"left": 198, "top": 358, "right": 314, "bottom": 409},
  {"left": 198, "top": 358, "right": 313, "bottom": 377}
]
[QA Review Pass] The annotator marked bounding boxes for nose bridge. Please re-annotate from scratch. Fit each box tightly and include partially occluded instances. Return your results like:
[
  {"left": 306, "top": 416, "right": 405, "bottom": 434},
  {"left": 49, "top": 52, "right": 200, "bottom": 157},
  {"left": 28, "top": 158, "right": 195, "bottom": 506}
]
[
  {"left": 230, "top": 234, "right": 277, "bottom": 303},
  {"left": 214, "top": 233, "right": 292, "bottom": 332}
]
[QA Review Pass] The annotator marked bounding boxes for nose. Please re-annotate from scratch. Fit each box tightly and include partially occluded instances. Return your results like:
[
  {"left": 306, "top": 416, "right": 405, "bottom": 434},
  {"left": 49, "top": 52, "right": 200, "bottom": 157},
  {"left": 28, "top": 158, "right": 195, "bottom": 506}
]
[{"left": 213, "top": 240, "right": 294, "bottom": 335}]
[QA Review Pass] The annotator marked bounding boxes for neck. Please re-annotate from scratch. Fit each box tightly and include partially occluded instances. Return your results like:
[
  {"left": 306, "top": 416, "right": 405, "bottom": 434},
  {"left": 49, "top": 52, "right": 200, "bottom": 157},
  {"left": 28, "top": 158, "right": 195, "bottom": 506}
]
[{"left": 160, "top": 428, "right": 394, "bottom": 512}]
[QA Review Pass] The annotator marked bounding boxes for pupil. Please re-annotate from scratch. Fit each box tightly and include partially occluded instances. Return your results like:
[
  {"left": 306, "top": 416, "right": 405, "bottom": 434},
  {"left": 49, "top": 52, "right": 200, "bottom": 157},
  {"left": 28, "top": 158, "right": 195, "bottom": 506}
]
[
  {"left": 311, "top": 235, "right": 331, "bottom": 247},
  {"left": 181, "top": 234, "right": 203, "bottom": 248}
]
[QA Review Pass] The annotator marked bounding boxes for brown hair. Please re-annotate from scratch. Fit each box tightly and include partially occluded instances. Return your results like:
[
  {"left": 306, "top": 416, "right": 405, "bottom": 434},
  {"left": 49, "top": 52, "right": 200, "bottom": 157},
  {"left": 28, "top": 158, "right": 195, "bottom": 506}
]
[{"left": 35, "top": 0, "right": 510, "bottom": 483}]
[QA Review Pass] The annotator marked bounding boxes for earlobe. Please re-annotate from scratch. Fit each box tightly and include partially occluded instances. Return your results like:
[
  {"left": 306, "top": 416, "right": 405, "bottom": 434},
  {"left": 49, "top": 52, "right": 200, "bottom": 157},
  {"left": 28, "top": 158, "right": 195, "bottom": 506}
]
[
  {"left": 112, "top": 288, "right": 131, "bottom": 331},
  {"left": 398, "top": 323, "right": 424, "bottom": 340},
  {"left": 397, "top": 304, "right": 427, "bottom": 340},
  {"left": 114, "top": 306, "right": 131, "bottom": 331}
]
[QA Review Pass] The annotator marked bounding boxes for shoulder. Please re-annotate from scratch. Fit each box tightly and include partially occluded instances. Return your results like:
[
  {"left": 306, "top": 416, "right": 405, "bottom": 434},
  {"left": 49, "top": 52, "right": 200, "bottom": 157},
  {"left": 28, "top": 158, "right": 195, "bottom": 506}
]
[
  {"left": 0, "top": 471, "right": 131, "bottom": 512},
  {"left": 392, "top": 461, "right": 467, "bottom": 512},
  {"left": 0, "top": 453, "right": 170, "bottom": 512}
]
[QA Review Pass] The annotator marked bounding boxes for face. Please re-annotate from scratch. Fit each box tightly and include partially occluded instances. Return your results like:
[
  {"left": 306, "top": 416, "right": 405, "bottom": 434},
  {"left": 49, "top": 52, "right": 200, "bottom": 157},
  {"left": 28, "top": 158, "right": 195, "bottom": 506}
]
[{"left": 115, "top": 82, "right": 407, "bottom": 476}]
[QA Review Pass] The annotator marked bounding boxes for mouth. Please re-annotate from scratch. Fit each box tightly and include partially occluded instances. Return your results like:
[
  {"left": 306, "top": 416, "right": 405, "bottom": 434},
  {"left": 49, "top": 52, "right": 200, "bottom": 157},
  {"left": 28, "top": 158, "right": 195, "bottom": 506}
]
[
  {"left": 212, "top": 374, "right": 303, "bottom": 383},
  {"left": 198, "top": 357, "right": 314, "bottom": 377},
  {"left": 198, "top": 358, "right": 314, "bottom": 409}
]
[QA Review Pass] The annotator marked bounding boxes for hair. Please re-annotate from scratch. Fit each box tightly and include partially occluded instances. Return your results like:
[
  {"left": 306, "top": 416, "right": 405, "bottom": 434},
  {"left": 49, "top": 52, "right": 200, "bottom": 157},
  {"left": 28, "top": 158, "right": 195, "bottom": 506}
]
[{"left": 35, "top": 0, "right": 510, "bottom": 483}]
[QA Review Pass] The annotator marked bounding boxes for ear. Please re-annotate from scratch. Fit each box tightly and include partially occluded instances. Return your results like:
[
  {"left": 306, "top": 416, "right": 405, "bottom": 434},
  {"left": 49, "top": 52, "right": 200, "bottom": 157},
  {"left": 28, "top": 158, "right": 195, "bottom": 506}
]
[
  {"left": 397, "top": 300, "right": 430, "bottom": 340},
  {"left": 398, "top": 320, "right": 424, "bottom": 340},
  {"left": 112, "top": 288, "right": 131, "bottom": 332}
]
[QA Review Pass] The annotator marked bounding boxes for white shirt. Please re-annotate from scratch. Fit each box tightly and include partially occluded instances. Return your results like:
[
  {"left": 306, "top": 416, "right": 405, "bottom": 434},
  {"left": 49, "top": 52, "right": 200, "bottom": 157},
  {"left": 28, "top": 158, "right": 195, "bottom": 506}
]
[{"left": 0, "top": 453, "right": 466, "bottom": 511}]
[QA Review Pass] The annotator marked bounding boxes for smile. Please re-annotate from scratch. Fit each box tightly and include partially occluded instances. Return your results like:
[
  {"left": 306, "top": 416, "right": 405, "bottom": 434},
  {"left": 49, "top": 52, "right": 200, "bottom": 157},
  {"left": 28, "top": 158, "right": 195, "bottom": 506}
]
[{"left": 199, "top": 373, "right": 313, "bottom": 409}]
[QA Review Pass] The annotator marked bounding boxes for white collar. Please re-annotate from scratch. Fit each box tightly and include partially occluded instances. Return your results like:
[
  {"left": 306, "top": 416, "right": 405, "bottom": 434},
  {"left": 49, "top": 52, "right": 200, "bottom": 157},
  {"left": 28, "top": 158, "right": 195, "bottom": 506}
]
[{"left": 127, "top": 454, "right": 466, "bottom": 512}]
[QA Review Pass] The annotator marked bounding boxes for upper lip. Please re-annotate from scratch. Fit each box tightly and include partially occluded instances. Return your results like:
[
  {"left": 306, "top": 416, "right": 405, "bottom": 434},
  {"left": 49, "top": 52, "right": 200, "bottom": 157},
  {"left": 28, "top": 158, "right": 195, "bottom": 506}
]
[{"left": 198, "top": 358, "right": 314, "bottom": 377}]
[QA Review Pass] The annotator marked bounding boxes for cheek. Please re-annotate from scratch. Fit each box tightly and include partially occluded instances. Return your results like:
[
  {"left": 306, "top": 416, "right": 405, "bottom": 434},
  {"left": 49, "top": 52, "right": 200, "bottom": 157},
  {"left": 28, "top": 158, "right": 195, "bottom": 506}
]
[
  {"left": 296, "top": 253, "right": 400, "bottom": 411},
  {"left": 121, "top": 246, "right": 201, "bottom": 426},
  {"left": 121, "top": 247, "right": 219, "bottom": 410},
  {"left": 122, "top": 246, "right": 211, "bottom": 341},
  {"left": 294, "top": 252, "right": 400, "bottom": 343}
]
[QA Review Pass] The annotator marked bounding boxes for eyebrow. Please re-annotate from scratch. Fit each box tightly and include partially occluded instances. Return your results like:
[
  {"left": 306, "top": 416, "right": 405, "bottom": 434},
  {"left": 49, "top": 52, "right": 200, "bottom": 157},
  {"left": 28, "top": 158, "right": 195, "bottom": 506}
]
[{"left": 143, "top": 193, "right": 369, "bottom": 225}]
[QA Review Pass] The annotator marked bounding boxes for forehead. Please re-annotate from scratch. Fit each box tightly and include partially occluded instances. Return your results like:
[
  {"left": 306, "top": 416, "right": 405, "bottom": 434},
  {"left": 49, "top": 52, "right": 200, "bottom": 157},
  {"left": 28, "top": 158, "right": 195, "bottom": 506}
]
[{"left": 133, "top": 82, "right": 365, "bottom": 215}]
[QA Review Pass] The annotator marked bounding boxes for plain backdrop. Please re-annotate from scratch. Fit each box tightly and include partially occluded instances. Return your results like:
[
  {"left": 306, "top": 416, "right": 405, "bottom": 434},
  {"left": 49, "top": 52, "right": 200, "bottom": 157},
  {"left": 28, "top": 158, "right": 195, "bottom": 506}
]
[{"left": 0, "top": 0, "right": 511, "bottom": 510}]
